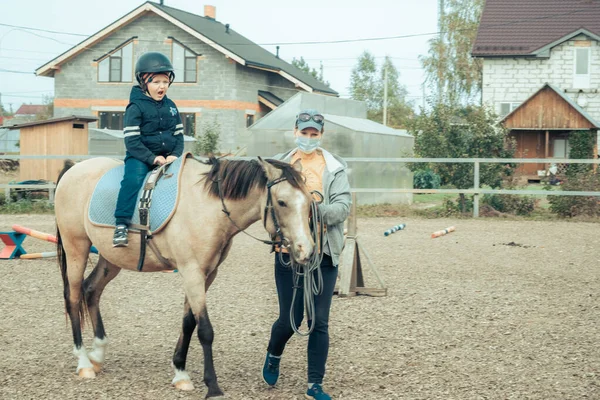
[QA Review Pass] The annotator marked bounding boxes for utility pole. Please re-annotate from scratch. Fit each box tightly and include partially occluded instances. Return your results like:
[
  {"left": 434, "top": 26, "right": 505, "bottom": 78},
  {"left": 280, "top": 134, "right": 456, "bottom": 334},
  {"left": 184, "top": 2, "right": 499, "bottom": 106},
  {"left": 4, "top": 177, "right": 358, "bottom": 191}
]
[
  {"left": 438, "top": 0, "right": 445, "bottom": 103},
  {"left": 383, "top": 64, "right": 388, "bottom": 126}
]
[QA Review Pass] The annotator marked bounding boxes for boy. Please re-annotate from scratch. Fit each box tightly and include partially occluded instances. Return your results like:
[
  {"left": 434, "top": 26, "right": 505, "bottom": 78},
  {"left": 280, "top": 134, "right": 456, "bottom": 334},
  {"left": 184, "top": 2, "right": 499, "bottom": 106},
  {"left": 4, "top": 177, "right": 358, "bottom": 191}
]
[{"left": 113, "top": 52, "right": 184, "bottom": 247}]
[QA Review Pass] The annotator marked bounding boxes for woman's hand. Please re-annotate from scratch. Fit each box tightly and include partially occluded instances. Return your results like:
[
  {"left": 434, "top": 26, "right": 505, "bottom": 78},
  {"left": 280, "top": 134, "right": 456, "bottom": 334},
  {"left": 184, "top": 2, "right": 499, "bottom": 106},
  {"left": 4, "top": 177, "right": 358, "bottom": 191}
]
[
  {"left": 166, "top": 155, "right": 178, "bottom": 163},
  {"left": 153, "top": 156, "right": 167, "bottom": 165}
]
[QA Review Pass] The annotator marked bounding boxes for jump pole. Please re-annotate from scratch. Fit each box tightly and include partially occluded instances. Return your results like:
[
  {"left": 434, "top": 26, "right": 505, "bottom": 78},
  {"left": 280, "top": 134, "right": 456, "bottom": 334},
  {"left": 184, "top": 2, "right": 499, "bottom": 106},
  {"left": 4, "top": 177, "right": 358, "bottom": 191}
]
[{"left": 12, "top": 224, "right": 98, "bottom": 254}]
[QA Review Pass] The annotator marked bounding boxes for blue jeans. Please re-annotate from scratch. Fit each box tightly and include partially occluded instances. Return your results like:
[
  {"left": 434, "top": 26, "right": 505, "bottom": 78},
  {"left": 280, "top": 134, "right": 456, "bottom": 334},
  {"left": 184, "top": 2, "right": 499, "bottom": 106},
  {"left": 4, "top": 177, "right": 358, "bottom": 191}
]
[
  {"left": 267, "top": 252, "right": 338, "bottom": 384},
  {"left": 114, "top": 154, "right": 151, "bottom": 225}
]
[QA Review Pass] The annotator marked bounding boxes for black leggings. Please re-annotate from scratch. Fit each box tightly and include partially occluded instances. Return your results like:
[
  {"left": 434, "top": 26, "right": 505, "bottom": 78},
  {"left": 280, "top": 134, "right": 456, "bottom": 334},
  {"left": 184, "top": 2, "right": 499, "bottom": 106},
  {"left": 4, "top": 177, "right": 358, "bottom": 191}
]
[{"left": 266, "top": 252, "right": 338, "bottom": 384}]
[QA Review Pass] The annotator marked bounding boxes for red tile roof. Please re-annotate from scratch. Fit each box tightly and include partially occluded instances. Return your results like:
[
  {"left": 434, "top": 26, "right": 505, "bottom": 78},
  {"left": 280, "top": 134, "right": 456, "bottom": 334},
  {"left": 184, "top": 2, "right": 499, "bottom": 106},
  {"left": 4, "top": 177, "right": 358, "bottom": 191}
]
[
  {"left": 473, "top": 0, "right": 600, "bottom": 57},
  {"left": 15, "top": 104, "right": 48, "bottom": 115}
]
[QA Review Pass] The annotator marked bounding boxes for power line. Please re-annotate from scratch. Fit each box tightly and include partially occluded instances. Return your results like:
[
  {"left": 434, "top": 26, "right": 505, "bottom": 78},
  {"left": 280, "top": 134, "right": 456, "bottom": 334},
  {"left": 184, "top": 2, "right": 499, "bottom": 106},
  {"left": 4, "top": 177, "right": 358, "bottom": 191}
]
[
  {"left": 0, "top": 68, "right": 33, "bottom": 74},
  {"left": 0, "top": 22, "right": 88, "bottom": 37}
]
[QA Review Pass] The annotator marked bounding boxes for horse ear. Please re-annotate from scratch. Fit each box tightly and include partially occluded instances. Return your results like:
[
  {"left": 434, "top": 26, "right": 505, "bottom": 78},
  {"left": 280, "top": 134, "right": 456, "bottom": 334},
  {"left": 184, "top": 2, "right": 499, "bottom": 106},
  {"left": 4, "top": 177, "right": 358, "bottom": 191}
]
[
  {"left": 257, "top": 157, "right": 278, "bottom": 180},
  {"left": 292, "top": 158, "right": 303, "bottom": 172}
]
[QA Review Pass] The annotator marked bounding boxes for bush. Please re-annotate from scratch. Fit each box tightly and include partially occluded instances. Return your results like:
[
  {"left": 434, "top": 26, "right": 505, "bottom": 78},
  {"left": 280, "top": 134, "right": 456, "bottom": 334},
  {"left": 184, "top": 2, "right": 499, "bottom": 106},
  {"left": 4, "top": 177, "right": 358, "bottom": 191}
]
[
  {"left": 566, "top": 131, "right": 594, "bottom": 177},
  {"left": 482, "top": 194, "right": 537, "bottom": 216},
  {"left": 548, "top": 172, "right": 600, "bottom": 217},
  {"left": 413, "top": 169, "right": 441, "bottom": 189},
  {"left": 194, "top": 118, "right": 221, "bottom": 156}
]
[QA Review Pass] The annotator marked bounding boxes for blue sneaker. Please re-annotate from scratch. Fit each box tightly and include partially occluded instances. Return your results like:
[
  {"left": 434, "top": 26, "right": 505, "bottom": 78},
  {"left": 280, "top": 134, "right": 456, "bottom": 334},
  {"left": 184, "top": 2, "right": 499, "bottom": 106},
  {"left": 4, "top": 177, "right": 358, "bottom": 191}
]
[
  {"left": 262, "top": 352, "right": 280, "bottom": 386},
  {"left": 305, "top": 383, "right": 331, "bottom": 400}
]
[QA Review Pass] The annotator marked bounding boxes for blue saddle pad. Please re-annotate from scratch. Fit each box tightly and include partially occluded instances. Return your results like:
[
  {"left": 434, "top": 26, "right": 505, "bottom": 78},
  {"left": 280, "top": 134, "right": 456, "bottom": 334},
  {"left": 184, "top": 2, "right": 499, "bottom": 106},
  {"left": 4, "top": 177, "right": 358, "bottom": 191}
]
[{"left": 88, "top": 155, "right": 186, "bottom": 233}]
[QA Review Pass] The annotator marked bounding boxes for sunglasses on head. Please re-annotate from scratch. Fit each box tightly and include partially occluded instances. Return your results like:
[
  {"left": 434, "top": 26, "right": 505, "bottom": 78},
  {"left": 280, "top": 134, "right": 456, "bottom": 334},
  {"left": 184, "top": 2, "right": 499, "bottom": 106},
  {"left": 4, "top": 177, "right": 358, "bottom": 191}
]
[{"left": 297, "top": 113, "right": 324, "bottom": 125}]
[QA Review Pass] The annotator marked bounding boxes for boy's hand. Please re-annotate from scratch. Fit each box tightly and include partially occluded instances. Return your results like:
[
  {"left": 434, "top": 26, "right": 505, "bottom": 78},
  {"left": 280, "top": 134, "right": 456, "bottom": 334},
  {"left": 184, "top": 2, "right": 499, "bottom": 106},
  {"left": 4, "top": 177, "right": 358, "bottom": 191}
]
[
  {"left": 153, "top": 156, "right": 167, "bottom": 165},
  {"left": 166, "top": 155, "right": 178, "bottom": 163}
]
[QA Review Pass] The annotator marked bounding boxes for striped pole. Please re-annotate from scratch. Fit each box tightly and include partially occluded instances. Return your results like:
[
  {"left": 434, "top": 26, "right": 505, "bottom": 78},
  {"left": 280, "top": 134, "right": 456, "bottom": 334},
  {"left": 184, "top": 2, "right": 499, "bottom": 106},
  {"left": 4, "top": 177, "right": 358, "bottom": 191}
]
[
  {"left": 12, "top": 224, "right": 57, "bottom": 243},
  {"left": 431, "top": 226, "right": 455, "bottom": 238},
  {"left": 384, "top": 223, "right": 406, "bottom": 236},
  {"left": 20, "top": 251, "right": 57, "bottom": 259}
]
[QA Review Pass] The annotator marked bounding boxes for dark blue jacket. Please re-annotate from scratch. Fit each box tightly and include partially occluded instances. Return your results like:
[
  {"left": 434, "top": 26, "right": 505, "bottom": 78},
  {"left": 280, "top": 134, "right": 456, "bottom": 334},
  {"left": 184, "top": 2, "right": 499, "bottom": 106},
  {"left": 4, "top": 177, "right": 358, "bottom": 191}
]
[{"left": 123, "top": 86, "right": 184, "bottom": 166}]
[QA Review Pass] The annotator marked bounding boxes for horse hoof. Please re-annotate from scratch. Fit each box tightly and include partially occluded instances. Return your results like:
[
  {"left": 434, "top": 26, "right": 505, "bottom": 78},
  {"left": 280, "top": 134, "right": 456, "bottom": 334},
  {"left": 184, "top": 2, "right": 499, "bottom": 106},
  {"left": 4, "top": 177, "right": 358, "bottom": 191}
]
[
  {"left": 78, "top": 368, "right": 96, "bottom": 379},
  {"left": 206, "top": 389, "right": 225, "bottom": 399},
  {"left": 90, "top": 360, "right": 102, "bottom": 373},
  {"left": 174, "top": 380, "right": 195, "bottom": 391}
]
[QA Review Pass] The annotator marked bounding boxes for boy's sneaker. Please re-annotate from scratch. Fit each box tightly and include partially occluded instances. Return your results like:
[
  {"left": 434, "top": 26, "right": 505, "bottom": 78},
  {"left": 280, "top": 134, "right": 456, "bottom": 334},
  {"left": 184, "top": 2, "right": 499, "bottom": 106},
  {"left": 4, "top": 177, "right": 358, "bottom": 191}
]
[
  {"left": 262, "top": 352, "right": 280, "bottom": 386},
  {"left": 305, "top": 383, "right": 331, "bottom": 400},
  {"left": 112, "top": 224, "right": 128, "bottom": 247}
]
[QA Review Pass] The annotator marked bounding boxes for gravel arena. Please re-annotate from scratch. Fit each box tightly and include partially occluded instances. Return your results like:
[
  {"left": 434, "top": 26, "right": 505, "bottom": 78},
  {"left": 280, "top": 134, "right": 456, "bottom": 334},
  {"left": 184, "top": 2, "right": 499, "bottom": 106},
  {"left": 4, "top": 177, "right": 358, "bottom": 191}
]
[{"left": 0, "top": 214, "right": 598, "bottom": 400}]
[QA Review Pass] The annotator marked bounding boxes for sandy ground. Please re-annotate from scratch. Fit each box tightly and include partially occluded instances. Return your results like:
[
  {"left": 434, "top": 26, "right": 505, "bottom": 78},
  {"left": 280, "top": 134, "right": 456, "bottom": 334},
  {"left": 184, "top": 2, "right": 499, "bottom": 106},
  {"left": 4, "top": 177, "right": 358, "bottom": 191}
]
[{"left": 0, "top": 214, "right": 598, "bottom": 400}]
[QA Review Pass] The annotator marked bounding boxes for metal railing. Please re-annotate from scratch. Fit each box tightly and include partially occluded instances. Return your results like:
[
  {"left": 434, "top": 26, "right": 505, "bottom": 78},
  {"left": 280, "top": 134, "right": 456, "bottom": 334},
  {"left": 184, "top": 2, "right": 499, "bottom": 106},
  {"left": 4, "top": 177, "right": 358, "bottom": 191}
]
[{"left": 1, "top": 155, "right": 599, "bottom": 217}]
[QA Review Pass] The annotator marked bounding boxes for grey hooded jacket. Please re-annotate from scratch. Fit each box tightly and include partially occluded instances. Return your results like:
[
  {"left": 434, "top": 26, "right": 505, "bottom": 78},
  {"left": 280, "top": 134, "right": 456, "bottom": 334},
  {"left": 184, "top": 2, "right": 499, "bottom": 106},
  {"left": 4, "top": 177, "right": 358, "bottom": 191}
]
[{"left": 273, "top": 148, "right": 352, "bottom": 266}]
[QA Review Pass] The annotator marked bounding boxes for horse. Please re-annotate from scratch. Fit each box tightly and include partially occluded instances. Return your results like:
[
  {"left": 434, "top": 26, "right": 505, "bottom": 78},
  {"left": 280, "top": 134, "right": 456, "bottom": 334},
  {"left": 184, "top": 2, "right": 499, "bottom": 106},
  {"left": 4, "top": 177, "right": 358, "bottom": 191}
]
[{"left": 54, "top": 155, "right": 314, "bottom": 398}]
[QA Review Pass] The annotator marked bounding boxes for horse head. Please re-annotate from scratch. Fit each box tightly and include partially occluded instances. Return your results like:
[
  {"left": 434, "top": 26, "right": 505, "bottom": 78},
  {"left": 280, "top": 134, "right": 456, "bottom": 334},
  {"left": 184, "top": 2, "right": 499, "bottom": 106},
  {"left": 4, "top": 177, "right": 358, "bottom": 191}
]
[{"left": 257, "top": 157, "right": 315, "bottom": 265}]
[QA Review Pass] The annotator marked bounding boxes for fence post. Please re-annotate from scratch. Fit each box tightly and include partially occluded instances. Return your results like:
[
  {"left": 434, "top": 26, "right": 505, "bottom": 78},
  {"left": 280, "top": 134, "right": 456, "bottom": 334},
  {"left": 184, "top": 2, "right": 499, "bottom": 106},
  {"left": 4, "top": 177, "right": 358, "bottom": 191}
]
[{"left": 473, "top": 160, "right": 480, "bottom": 218}]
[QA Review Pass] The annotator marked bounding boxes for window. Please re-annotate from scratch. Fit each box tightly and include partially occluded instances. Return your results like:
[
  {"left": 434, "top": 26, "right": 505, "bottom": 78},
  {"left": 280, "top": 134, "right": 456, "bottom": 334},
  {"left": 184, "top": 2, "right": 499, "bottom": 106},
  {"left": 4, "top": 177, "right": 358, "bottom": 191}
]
[
  {"left": 172, "top": 41, "right": 197, "bottom": 82},
  {"left": 553, "top": 139, "right": 570, "bottom": 158},
  {"left": 98, "top": 42, "right": 133, "bottom": 83},
  {"left": 246, "top": 114, "right": 255, "bottom": 127},
  {"left": 182, "top": 113, "right": 196, "bottom": 136},
  {"left": 574, "top": 47, "right": 591, "bottom": 89},
  {"left": 99, "top": 112, "right": 124, "bottom": 130},
  {"left": 499, "top": 102, "right": 520, "bottom": 117}
]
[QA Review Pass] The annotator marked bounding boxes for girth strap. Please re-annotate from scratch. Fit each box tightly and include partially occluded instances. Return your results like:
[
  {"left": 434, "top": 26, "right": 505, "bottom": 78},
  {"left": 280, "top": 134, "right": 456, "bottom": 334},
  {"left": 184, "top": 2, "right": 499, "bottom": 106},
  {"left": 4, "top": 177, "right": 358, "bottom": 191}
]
[{"left": 135, "top": 163, "right": 174, "bottom": 272}]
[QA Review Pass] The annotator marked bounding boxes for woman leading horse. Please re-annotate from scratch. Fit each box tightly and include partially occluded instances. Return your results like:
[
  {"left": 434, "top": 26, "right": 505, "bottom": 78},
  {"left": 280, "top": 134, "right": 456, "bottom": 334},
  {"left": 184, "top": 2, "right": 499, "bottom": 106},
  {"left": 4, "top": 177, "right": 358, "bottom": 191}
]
[{"left": 54, "top": 155, "right": 314, "bottom": 398}]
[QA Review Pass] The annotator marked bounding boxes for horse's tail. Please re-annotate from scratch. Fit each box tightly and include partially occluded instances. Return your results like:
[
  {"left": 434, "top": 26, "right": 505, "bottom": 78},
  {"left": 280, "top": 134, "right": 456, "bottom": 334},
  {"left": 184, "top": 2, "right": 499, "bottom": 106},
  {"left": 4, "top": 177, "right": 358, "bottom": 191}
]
[{"left": 55, "top": 160, "right": 86, "bottom": 326}]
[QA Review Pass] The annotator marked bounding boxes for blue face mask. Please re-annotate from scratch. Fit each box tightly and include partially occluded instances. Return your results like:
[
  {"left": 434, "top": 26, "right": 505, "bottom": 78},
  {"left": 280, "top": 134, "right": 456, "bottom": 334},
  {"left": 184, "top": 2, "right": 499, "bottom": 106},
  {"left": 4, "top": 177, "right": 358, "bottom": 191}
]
[{"left": 295, "top": 136, "right": 321, "bottom": 154}]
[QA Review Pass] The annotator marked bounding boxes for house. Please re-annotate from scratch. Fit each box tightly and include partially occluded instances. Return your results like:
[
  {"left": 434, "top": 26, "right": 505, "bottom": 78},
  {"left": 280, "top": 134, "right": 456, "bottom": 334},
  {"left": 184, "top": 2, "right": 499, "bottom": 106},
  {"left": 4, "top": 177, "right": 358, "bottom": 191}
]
[
  {"left": 472, "top": 0, "right": 600, "bottom": 179},
  {"left": 35, "top": 1, "right": 337, "bottom": 154},
  {"left": 247, "top": 92, "right": 414, "bottom": 205},
  {"left": 8, "top": 104, "right": 49, "bottom": 126}
]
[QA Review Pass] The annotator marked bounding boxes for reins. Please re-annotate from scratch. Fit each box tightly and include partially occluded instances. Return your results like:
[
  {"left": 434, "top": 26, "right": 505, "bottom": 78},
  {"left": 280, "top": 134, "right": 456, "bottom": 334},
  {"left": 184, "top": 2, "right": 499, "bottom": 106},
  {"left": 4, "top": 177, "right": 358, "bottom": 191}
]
[{"left": 213, "top": 157, "right": 325, "bottom": 336}]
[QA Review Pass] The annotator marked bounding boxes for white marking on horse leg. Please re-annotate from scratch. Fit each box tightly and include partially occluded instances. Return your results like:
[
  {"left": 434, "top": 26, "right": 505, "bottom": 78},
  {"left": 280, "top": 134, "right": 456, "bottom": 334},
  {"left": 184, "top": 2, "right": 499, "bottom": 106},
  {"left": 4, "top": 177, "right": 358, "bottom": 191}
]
[
  {"left": 88, "top": 336, "right": 109, "bottom": 373},
  {"left": 172, "top": 366, "right": 194, "bottom": 391},
  {"left": 73, "top": 345, "right": 96, "bottom": 378}
]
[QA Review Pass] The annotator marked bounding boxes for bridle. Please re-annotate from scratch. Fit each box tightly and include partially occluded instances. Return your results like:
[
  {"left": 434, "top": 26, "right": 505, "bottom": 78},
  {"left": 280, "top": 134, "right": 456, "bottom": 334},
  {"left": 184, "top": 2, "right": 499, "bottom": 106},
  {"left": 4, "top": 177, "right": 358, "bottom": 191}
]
[{"left": 216, "top": 169, "right": 290, "bottom": 248}]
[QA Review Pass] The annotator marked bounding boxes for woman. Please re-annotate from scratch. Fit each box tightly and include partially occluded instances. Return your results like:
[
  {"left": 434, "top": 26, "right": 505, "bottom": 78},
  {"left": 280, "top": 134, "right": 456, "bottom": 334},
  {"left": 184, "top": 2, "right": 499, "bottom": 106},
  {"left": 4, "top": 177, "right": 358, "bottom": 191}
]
[{"left": 262, "top": 109, "right": 351, "bottom": 400}]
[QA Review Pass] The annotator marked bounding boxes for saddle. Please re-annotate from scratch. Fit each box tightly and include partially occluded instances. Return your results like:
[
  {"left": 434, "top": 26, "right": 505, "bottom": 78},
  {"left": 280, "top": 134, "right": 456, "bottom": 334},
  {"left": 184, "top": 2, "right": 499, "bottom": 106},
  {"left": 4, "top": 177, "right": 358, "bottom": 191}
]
[{"left": 88, "top": 153, "right": 191, "bottom": 271}]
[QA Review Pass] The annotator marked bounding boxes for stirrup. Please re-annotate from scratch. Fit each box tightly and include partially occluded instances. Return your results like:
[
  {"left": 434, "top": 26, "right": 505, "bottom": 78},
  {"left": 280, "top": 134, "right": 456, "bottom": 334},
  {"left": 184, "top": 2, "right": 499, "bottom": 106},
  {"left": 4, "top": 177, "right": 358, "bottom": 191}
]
[{"left": 113, "top": 224, "right": 129, "bottom": 247}]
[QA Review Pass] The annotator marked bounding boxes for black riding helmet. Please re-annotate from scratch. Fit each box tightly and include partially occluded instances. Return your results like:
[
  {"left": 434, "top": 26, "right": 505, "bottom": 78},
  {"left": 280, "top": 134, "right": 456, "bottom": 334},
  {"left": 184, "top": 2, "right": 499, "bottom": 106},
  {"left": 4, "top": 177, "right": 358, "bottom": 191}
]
[{"left": 135, "top": 52, "right": 175, "bottom": 91}]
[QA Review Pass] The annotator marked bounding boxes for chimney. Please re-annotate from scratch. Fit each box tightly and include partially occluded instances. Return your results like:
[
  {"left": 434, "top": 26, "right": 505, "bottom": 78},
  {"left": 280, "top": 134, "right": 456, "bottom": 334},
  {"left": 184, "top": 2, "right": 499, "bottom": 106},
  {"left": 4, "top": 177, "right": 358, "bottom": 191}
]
[
  {"left": 204, "top": 5, "right": 216, "bottom": 19},
  {"left": 276, "top": 46, "right": 280, "bottom": 59},
  {"left": 225, "top": 23, "right": 230, "bottom": 34},
  {"left": 159, "top": 0, "right": 164, "bottom": 4}
]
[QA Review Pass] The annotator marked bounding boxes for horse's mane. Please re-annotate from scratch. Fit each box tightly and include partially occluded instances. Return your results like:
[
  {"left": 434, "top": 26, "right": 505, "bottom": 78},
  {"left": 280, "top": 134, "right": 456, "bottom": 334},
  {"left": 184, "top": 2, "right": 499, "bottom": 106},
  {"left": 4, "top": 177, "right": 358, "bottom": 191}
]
[{"left": 202, "top": 157, "right": 306, "bottom": 200}]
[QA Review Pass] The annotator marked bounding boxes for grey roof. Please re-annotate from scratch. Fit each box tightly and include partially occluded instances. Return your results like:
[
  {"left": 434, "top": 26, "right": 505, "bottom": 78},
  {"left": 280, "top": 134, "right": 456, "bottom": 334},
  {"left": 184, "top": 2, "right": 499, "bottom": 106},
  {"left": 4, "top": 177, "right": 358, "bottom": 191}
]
[
  {"left": 323, "top": 114, "right": 411, "bottom": 137},
  {"left": 258, "top": 90, "right": 284, "bottom": 107},
  {"left": 501, "top": 83, "right": 600, "bottom": 128},
  {"left": 9, "top": 115, "right": 98, "bottom": 129},
  {"left": 152, "top": 2, "right": 337, "bottom": 95}
]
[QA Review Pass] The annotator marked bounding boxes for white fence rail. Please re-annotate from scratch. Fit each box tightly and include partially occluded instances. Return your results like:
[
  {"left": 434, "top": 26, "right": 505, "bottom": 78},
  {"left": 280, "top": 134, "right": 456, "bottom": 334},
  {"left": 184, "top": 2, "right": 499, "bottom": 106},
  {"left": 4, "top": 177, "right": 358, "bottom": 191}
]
[{"left": 1, "top": 155, "right": 599, "bottom": 217}]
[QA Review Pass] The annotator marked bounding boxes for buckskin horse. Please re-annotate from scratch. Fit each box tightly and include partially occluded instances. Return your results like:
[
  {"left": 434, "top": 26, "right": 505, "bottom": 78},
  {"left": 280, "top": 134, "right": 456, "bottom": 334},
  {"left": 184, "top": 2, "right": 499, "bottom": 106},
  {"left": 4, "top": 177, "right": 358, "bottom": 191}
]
[{"left": 54, "top": 154, "right": 314, "bottom": 398}]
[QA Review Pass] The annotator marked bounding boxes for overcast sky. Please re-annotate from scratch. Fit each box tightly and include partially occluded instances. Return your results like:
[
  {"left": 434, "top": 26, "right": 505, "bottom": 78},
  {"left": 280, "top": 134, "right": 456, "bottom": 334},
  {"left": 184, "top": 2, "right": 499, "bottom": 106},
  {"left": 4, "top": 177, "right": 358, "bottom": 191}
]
[{"left": 0, "top": 0, "right": 439, "bottom": 113}]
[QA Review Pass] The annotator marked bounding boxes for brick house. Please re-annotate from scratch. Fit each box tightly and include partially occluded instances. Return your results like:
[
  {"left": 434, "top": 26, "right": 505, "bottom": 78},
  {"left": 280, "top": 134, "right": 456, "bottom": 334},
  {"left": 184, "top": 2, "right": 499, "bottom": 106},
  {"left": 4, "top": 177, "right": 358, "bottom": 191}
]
[
  {"left": 35, "top": 1, "right": 337, "bottom": 154},
  {"left": 472, "top": 0, "right": 600, "bottom": 178}
]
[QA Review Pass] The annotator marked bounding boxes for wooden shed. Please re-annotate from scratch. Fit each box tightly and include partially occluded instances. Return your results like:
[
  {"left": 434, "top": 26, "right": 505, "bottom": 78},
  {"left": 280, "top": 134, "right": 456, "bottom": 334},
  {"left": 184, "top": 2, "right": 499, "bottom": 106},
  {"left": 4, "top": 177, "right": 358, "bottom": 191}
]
[
  {"left": 11, "top": 115, "right": 97, "bottom": 182},
  {"left": 501, "top": 83, "right": 599, "bottom": 180}
]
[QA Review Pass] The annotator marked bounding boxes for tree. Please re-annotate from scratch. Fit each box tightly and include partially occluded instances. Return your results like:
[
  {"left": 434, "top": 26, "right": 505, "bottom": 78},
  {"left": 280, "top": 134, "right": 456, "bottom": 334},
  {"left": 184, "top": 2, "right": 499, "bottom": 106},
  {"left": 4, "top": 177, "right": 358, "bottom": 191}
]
[
  {"left": 407, "top": 102, "right": 515, "bottom": 211},
  {"left": 349, "top": 52, "right": 414, "bottom": 128},
  {"left": 291, "top": 57, "right": 329, "bottom": 86},
  {"left": 194, "top": 118, "right": 221, "bottom": 156},
  {"left": 35, "top": 95, "right": 54, "bottom": 121},
  {"left": 420, "top": 0, "right": 485, "bottom": 105}
]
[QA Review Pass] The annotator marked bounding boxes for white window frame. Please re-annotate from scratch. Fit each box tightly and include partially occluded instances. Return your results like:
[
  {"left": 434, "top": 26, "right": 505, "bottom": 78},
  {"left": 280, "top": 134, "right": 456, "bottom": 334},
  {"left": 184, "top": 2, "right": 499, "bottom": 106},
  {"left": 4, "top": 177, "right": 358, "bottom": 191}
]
[
  {"left": 573, "top": 47, "right": 591, "bottom": 89},
  {"left": 171, "top": 40, "right": 198, "bottom": 83},
  {"left": 98, "top": 41, "right": 133, "bottom": 83},
  {"left": 499, "top": 102, "right": 520, "bottom": 117}
]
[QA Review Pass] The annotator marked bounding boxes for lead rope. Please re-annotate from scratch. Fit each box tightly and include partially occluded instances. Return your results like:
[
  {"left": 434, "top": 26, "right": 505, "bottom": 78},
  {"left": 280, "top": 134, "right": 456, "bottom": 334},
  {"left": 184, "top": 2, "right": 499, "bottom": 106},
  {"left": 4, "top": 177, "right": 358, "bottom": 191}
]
[{"left": 283, "top": 193, "right": 324, "bottom": 336}]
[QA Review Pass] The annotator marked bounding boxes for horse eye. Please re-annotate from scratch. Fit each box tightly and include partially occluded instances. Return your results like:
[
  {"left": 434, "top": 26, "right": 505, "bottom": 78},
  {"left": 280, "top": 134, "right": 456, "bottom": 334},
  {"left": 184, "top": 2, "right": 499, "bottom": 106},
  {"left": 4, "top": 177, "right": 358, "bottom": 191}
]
[{"left": 277, "top": 200, "right": 287, "bottom": 207}]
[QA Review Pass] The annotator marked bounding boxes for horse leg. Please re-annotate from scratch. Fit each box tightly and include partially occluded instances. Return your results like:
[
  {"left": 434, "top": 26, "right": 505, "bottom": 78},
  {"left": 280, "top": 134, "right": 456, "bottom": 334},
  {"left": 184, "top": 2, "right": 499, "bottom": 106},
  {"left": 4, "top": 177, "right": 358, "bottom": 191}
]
[
  {"left": 60, "top": 242, "right": 95, "bottom": 378},
  {"left": 171, "top": 268, "right": 220, "bottom": 392},
  {"left": 171, "top": 298, "right": 196, "bottom": 391},
  {"left": 178, "top": 267, "right": 224, "bottom": 399},
  {"left": 83, "top": 256, "right": 121, "bottom": 373}
]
